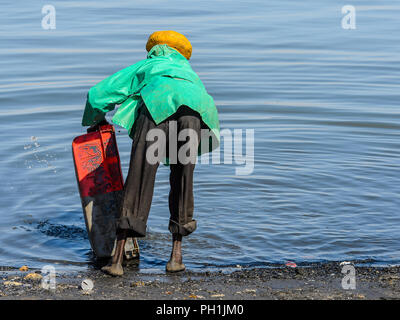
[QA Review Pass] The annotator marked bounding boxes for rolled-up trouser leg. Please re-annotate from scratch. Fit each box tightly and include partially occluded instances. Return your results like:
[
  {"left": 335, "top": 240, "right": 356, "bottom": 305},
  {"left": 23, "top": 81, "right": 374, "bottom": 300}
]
[
  {"left": 168, "top": 107, "right": 201, "bottom": 236},
  {"left": 117, "top": 108, "right": 166, "bottom": 237}
]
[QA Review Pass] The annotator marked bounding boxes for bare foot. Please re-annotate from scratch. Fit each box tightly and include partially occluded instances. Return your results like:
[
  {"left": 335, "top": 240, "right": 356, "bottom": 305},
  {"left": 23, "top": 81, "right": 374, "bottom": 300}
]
[
  {"left": 101, "top": 263, "right": 124, "bottom": 276},
  {"left": 166, "top": 234, "right": 185, "bottom": 272},
  {"left": 166, "top": 259, "right": 186, "bottom": 272},
  {"left": 102, "top": 230, "right": 127, "bottom": 276}
]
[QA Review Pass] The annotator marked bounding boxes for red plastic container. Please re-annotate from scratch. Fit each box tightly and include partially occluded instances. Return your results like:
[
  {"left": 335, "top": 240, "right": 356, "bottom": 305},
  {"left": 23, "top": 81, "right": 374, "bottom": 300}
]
[{"left": 72, "top": 124, "right": 124, "bottom": 199}]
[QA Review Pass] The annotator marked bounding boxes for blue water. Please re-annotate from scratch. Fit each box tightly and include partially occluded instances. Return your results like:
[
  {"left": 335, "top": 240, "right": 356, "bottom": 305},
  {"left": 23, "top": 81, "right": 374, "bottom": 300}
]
[{"left": 1, "top": 0, "right": 400, "bottom": 272}]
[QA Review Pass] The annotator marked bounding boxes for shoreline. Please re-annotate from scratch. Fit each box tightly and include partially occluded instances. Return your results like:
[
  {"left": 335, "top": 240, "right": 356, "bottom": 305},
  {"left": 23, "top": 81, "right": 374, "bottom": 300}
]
[{"left": 1, "top": 262, "right": 400, "bottom": 300}]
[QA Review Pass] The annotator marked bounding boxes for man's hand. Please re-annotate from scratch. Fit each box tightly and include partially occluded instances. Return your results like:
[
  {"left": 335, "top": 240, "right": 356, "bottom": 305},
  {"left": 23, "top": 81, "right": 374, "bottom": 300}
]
[{"left": 87, "top": 119, "right": 110, "bottom": 133}]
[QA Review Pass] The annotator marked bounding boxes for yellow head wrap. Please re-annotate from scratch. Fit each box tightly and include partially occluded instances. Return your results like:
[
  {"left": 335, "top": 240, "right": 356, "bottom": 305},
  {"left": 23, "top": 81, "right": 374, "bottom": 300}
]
[{"left": 146, "top": 31, "right": 192, "bottom": 60}]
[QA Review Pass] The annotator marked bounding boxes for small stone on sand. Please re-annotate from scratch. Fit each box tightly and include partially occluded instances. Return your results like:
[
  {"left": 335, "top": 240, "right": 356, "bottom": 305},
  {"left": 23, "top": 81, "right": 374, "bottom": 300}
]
[
  {"left": 24, "top": 273, "right": 43, "bottom": 281},
  {"left": 131, "top": 281, "right": 145, "bottom": 287},
  {"left": 4, "top": 281, "right": 23, "bottom": 286},
  {"left": 210, "top": 293, "right": 225, "bottom": 298},
  {"left": 243, "top": 288, "right": 257, "bottom": 293}
]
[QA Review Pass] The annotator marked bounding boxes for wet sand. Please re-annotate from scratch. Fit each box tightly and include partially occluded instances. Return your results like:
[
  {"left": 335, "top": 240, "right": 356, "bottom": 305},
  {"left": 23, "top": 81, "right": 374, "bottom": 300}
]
[{"left": 1, "top": 262, "right": 400, "bottom": 300}]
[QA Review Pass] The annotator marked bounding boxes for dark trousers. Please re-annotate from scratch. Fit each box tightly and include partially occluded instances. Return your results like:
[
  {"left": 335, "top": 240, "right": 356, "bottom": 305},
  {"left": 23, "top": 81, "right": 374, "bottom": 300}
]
[{"left": 117, "top": 105, "right": 201, "bottom": 237}]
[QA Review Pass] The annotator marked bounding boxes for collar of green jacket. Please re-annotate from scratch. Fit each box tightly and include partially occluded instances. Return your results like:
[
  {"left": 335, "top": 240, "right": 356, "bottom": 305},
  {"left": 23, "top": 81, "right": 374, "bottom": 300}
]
[{"left": 147, "top": 44, "right": 187, "bottom": 61}]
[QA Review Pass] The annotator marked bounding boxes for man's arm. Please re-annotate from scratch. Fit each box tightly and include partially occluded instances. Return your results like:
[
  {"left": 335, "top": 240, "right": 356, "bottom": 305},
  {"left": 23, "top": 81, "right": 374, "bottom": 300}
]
[{"left": 82, "top": 61, "right": 145, "bottom": 127}]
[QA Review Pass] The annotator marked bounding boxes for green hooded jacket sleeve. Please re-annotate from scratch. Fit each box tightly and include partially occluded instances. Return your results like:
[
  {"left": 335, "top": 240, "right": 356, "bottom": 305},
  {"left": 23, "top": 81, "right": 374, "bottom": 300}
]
[
  {"left": 82, "top": 44, "right": 220, "bottom": 154},
  {"left": 81, "top": 60, "right": 146, "bottom": 126}
]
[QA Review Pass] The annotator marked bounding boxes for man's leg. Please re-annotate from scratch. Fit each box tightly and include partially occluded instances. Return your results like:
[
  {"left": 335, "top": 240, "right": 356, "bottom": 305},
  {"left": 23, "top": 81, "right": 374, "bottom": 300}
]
[
  {"left": 102, "top": 108, "right": 165, "bottom": 276},
  {"left": 167, "top": 107, "right": 201, "bottom": 272},
  {"left": 101, "top": 230, "right": 127, "bottom": 276},
  {"left": 167, "top": 233, "right": 183, "bottom": 271}
]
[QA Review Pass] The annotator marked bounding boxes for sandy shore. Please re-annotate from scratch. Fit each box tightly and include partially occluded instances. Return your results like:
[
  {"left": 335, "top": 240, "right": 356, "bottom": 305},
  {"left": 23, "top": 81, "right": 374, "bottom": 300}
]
[{"left": 1, "top": 262, "right": 400, "bottom": 300}]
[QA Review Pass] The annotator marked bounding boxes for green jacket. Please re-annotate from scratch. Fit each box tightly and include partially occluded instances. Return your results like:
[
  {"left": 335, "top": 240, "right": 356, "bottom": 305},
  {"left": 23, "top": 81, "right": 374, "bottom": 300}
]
[{"left": 82, "top": 44, "right": 220, "bottom": 154}]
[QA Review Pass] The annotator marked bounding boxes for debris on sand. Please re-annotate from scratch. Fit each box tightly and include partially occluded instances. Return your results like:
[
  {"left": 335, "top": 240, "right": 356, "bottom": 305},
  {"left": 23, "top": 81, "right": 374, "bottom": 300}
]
[
  {"left": 131, "top": 281, "right": 145, "bottom": 287},
  {"left": 243, "top": 288, "right": 257, "bottom": 293},
  {"left": 3, "top": 281, "right": 23, "bottom": 286},
  {"left": 187, "top": 294, "right": 204, "bottom": 299},
  {"left": 210, "top": 293, "right": 225, "bottom": 298},
  {"left": 236, "top": 288, "right": 257, "bottom": 295},
  {"left": 1, "top": 264, "right": 400, "bottom": 300},
  {"left": 285, "top": 262, "right": 297, "bottom": 268},
  {"left": 24, "top": 273, "right": 43, "bottom": 281}
]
